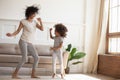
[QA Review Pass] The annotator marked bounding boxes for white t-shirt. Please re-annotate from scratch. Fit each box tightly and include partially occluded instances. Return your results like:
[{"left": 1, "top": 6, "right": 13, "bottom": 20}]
[{"left": 20, "top": 19, "right": 37, "bottom": 43}]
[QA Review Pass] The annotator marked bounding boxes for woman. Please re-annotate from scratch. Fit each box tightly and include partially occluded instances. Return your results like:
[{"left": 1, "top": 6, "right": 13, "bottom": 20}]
[{"left": 6, "top": 5, "right": 43, "bottom": 79}]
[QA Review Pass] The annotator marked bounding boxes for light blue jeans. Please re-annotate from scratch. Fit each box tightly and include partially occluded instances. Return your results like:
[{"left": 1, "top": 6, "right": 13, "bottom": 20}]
[{"left": 16, "top": 39, "right": 39, "bottom": 70}]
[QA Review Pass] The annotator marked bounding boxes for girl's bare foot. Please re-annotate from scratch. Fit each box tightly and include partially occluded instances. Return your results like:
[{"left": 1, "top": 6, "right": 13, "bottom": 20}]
[
  {"left": 52, "top": 73, "right": 56, "bottom": 78},
  {"left": 61, "top": 74, "right": 64, "bottom": 79}
]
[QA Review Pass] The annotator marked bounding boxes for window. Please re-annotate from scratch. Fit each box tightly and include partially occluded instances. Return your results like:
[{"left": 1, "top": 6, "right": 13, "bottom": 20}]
[{"left": 107, "top": 0, "right": 120, "bottom": 54}]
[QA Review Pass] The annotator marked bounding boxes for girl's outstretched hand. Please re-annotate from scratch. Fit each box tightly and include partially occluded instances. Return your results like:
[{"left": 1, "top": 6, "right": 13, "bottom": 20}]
[
  {"left": 50, "top": 47, "right": 56, "bottom": 51},
  {"left": 6, "top": 33, "right": 12, "bottom": 37}
]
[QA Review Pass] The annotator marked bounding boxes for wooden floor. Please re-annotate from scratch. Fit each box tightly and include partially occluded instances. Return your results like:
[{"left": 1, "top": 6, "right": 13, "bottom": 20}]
[
  {"left": 0, "top": 67, "right": 118, "bottom": 80},
  {"left": 0, "top": 74, "right": 118, "bottom": 80}
]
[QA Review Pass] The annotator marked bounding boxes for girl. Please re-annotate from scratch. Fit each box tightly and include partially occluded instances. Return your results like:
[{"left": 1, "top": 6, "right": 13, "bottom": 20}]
[
  {"left": 6, "top": 5, "right": 43, "bottom": 79},
  {"left": 49, "top": 23, "right": 68, "bottom": 79}
]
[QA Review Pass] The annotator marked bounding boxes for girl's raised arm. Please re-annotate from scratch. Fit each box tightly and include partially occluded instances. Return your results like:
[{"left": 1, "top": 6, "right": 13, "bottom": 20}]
[{"left": 49, "top": 28, "right": 54, "bottom": 39}]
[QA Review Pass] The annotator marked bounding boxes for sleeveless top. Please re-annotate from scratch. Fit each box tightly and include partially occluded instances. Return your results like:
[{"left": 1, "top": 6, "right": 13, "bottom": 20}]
[{"left": 20, "top": 19, "right": 37, "bottom": 43}]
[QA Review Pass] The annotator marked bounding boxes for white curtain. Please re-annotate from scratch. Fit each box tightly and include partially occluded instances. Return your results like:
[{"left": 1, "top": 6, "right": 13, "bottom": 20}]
[{"left": 83, "top": 0, "right": 109, "bottom": 73}]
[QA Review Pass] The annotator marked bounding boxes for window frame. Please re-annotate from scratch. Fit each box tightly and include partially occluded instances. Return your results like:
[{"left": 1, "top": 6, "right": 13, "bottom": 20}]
[{"left": 106, "top": 0, "right": 120, "bottom": 54}]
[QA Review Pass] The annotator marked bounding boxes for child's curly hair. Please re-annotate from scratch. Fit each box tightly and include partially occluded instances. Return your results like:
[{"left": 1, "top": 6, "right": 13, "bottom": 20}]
[
  {"left": 25, "top": 5, "right": 39, "bottom": 19},
  {"left": 54, "top": 23, "right": 68, "bottom": 37}
]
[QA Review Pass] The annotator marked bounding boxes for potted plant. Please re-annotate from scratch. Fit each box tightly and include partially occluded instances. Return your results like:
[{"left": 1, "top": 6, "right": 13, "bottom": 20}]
[{"left": 65, "top": 44, "right": 86, "bottom": 74}]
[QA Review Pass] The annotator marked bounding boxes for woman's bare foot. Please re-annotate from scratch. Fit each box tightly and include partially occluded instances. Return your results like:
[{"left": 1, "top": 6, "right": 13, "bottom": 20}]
[
  {"left": 52, "top": 73, "right": 56, "bottom": 78},
  {"left": 12, "top": 68, "right": 20, "bottom": 79},
  {"left": 12, "top": 75, "right": 21, "bottom": 79},
  {"left": 31, "top": 75, "right": 40, "bottom": 78},
  {"left": 31, "top": 69, "right": 39, "bottom": 78},
  {"left": 61, "top": 74, "right": 64, "bottom": 79}
]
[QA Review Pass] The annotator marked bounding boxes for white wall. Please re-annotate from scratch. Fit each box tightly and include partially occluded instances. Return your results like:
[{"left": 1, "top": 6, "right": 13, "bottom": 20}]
[
  {"left": 0, "top": 0, "right": 85, "bottom": 24},
  {"left": 0, "top": 0, "right": 85, "bottom": 47}
]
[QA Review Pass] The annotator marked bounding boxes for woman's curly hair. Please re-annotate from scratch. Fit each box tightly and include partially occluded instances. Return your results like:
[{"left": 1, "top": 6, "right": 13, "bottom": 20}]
[
  {"left": 54, "top": 23, "right": 68, "bottom": 37},
  {"left": 25, "top": 5, "right": 39, "bottom": 19}
]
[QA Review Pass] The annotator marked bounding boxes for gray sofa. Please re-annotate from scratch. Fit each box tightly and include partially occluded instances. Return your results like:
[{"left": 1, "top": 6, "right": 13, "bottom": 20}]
[{"left": 0, "top": 43, "right": 69, "bottom": 70}]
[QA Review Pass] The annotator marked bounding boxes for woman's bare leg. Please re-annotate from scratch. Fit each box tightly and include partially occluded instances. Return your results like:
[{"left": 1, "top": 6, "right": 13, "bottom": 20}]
[{"left": 31, "top": 69, "right": 39, "bottom": 78}]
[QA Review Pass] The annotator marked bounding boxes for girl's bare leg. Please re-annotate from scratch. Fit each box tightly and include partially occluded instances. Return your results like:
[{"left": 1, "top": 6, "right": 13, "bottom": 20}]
[{"left": 52, "top": 73, "right": 56, "bottom": 78}]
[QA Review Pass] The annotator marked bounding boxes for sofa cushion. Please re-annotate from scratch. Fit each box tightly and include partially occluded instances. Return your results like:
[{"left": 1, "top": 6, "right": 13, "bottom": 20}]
[
  {"left": 0, "top": 43, "right": 21, "bottom": 55},
  {"left": 0, "top": 43, "right": 52, "bottom": 56},
  {"left": 35, "top": 45, "right": 52, "bottom": 56},
  {"left": 0, "top": 55, "right": 29, "bottom": 63},
  {"left": 29, "top": 56, "right": 59, "bottom": 64}
]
